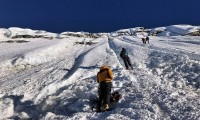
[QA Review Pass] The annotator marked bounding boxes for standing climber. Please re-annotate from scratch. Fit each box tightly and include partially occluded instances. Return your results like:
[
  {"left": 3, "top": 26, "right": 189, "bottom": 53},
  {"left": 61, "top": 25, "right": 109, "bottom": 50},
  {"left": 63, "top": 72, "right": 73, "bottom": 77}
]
[
  {"left": 120, "top": 48, "right": 133, "bottom": 70},
  {"left": 146, "top": 36, "right": 149, "bottom": 44}
]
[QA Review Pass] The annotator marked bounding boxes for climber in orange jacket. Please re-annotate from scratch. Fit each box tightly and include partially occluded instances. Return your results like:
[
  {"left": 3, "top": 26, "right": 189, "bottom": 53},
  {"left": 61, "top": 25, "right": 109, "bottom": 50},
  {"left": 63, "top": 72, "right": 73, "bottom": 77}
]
[{"left": 97, "top": 66, "right": 113, "bottom": 112}]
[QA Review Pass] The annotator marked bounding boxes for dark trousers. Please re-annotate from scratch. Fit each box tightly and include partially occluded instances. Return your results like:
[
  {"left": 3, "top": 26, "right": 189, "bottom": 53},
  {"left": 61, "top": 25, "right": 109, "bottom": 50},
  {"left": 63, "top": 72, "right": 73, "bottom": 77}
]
[
  {"left": 97, "top": 82, "right": 112, "bottom": 109},
  {"left": 123, "top": 57, "right": 133, "bottom": 69}
]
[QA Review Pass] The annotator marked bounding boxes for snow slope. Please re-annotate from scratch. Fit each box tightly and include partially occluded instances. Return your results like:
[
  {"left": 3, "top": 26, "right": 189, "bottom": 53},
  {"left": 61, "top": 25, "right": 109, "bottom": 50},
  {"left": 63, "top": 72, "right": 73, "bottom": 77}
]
[{"left": 0, "top": 25, "right": 200, "bottom": 120}]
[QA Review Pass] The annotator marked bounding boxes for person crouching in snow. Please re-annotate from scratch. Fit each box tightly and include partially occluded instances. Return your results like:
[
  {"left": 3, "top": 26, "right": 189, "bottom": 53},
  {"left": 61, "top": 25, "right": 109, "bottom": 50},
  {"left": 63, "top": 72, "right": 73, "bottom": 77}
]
[
  {"left": 120, "top": 48, "right": 133, "bottom": 70},
  {"left": 97, "top": 66, "right": 113, "bottom": 112}
]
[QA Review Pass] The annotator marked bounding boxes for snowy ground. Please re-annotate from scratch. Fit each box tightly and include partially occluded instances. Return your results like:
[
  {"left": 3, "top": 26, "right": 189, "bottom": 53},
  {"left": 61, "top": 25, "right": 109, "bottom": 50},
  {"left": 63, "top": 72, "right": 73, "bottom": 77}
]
[{"left": 0, "top": 34, "right": 200, "bottom": 119}]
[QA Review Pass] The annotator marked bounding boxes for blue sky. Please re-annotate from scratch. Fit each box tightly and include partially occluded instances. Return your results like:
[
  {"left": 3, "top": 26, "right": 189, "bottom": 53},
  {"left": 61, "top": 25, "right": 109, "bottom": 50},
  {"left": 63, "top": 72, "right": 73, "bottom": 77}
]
[{"left": 0, "top": 0, "right": 199, "bottom": 33}]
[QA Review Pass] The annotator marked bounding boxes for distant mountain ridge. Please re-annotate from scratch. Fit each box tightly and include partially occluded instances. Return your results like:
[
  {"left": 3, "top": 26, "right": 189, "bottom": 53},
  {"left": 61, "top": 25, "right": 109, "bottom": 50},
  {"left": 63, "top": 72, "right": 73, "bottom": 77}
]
[{"left": 0, "top": 25, "right": 200, "bottom": 40}]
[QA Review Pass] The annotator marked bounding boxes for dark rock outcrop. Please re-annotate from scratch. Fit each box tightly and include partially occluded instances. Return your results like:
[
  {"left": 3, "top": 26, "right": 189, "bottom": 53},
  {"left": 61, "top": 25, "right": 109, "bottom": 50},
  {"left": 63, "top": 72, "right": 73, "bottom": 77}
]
[
  {"left": 149, "top": 30, "right": 164, "bottom": 36},
  {"left": 187, "top": 30, "right": 200, "bottom": 36},
  {"left": 11, "top": 35, "right": 44, "bottom": 39}
]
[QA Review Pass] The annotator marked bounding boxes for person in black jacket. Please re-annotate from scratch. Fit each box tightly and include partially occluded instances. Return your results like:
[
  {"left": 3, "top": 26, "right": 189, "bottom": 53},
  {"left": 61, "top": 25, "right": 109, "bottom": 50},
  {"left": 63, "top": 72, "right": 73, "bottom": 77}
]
[
  {"left": 120, "top": 48, "right": 133, "bottom": 70},
  {"left": 146, "top": 36, "right": 149, "bottom": 44}
]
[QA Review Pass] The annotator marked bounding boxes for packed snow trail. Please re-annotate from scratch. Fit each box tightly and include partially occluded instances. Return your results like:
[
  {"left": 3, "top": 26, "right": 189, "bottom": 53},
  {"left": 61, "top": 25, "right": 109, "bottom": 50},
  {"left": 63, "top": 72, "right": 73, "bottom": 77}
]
[
  {"left": 109, "top": 37, "right": 171, "bottom": 119},
  {"left": 0, "top": 35, "right": 200, "bottom": 119}
]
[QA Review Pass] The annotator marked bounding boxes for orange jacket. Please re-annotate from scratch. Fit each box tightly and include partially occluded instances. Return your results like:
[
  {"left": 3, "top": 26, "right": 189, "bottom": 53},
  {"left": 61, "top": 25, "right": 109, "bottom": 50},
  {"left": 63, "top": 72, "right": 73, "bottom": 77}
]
[{"left": 97, "top": 66, "right": 113, "bottom": 83}]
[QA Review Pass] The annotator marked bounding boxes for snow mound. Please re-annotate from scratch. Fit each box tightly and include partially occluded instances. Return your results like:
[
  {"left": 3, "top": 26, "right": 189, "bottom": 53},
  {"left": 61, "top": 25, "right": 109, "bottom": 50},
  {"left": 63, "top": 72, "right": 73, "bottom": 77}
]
[
  {"left": 9, "top": 27, "right": 58, "bottom": 38},
  {"left": 150, "top": 25, "right": 200, "bottom": 36},
  {"left": 0, "top": 40, "right": 70, "bottom": 77},
  {"left": 13, "top": 41, "right": 67, "bottom": 65},
  {"left": 147, "top": 51, "right": 200, "bottom": 88},
  {"left": 0, "top": 28, "right": 11, "bottom": 40},
  {"left": 0, "top": 27, "right": 58, "bottom": 40},
  {"left": 166, "top": 25, "right": 199, "bottom": 35}
]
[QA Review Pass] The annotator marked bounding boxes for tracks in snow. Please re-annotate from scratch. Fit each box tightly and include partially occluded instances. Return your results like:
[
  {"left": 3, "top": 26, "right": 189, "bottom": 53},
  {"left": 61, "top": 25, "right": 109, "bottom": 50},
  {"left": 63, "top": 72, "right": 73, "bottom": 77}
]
[{"left": 108, "top": 37, "right": 171, "bottom": 119}]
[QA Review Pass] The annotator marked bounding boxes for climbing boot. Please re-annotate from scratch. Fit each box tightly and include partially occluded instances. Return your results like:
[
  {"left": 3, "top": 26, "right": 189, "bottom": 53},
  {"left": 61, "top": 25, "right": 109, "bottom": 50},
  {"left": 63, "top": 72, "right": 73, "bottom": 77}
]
[{"left": 103, "top": 104, "right": 110, "bottom": 111}]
